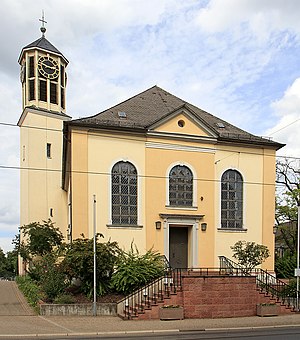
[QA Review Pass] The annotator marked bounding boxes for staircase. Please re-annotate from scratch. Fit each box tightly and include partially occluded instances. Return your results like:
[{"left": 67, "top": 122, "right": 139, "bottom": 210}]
[
  {"left": 117, "top": 257, "right": 299, "bottom": 320},
  {"left": 219, "top": 256, "right": 298, "bottom": 311},
  {"left": 117, "top": 268, "right": 182, "bottom": 319}
]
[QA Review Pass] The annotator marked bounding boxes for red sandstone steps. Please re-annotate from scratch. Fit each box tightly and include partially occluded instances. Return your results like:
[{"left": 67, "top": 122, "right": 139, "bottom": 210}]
[
  {"left": 119, "top": 275, "right": 296, "bottom": 320},
  {"left": 257, "top": 290, "right": 296, "bottom": 314},
  {"left": 118, "top": 290, "right": 183, "bottom": 320}
]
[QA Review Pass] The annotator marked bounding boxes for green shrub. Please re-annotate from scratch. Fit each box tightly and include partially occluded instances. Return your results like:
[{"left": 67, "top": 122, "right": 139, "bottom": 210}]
[
  {"left": 53, "top": 294, "right": 75, "bottom": 304},
  {"left": 231, "top": 241, "right": 270, "bottom": 272},
  {"left": 27, "top": 253, "right": 67, "bottom": 301},
  {"left": 16, "top": 275, "right": 40, "bottom": 308},
  {"left": 61, "top": 237, "right": 120, "bottom": 297},
  {"left": 275, "top": 255, "right": 296, "bottom": 278},
  {"left": 111, "top": 245, "right": 165, "bottom": 294},
  {"left": 41, "top": 266, "right": 66, "bottom": 301}
]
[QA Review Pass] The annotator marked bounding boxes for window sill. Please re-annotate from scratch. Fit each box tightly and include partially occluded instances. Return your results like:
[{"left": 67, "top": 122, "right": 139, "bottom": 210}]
[
  {"left": 106, "top": 224, "right": 143, "bottom": 229},
  {"left": 165, "top": 205, "right": 198, "bottom": 211},
  {"left": 217, "top": 228, "right": 247, "bottom": 233}
]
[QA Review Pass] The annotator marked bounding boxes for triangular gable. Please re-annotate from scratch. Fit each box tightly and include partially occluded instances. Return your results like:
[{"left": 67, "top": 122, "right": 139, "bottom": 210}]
[{"left": 148, "top": 104, "right": 218, "bottom": 138}]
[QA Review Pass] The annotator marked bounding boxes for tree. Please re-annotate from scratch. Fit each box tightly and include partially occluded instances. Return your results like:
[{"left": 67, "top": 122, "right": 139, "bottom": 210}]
[
  {"left": 231, "top": 241, "right": 270, "bottom": 272},
  {"left": 18, "top": 219, "right": 64, "bottom": 261},
  {"left": 0, "top": 248, "right": 18, "bottom": 278},
  {"left": 274, "top": 158, "right": 300, "bottom": 278},
  {"left": 275, "top": 158, "right": 300, "bottom": 257},
  {"left": 5, "top": 250, "right": 18, "bottom": 277},
  {"left": 0, "top": 247, "right": 7, "bottom": 276},
  {"left": 61, "top": 235, "right": 121, "bottom": 297}
]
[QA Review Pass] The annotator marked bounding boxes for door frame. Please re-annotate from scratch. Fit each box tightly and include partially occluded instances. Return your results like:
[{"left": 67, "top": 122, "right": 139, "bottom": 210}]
[{"left": 160, "top": 214, "right": 203, "bottom": 268}]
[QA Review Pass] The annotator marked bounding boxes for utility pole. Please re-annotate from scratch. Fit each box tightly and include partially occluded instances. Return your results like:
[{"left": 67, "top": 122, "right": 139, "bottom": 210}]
[
  {"left": 297, "top": 203, "right": 300, "bottom": 311},
  {"left": 93, "top": 194, "right": 97, "bottom": 316}
]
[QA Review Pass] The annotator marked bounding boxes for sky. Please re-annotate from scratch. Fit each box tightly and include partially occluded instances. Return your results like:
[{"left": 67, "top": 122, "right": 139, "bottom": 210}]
[{"left": 1, "top": 0, "right": 300, "bottom": 253}]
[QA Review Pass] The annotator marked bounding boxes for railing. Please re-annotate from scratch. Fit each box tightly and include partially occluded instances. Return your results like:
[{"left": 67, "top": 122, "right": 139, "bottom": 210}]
[
  {"left": 117, "top": 257, "right": 300, "bottom": 319},
  {"left": 160, "top": 255, "right": 171, "bottom": 270},
  {"left": 219, "top": 255, "right": 248, "bottom": 275},
  {"left": 117, "top": 268, "right": 178, "bottom": 319},
  {"left": 117, "top": 266, "right": 250, "bottom": 319},
  {"left": 218, "top": 256, "right": 298, "bottom": 310}
]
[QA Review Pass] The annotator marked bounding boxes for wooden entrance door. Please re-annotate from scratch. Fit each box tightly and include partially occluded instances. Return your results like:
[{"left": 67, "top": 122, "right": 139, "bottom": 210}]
[{"left": 169, "top": 227, "right": 188, "bottom": 269}]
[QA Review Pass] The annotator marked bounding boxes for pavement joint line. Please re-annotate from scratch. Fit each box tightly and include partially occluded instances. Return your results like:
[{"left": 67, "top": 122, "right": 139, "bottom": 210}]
[{"left": 38, "top": 315, "right": 74, "bottom": 333}]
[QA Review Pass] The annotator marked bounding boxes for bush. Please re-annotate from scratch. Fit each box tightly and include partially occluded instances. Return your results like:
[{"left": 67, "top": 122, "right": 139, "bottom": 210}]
[
  {"left": 16, "top": 275, "right": 40, "bottom": 308},
  {"left": 231, "top": 241, "right": 270, "bottom": 271},
  {"left": 27, "top": 254, "right": 67, "bottom": 302},
  {"left": 61, "top": 237, "right": 120, "bottom": 297},
  {"left": 111, "top": 245, "right": 165, "bottom": 294},
  {"left": 40, "top": 265, "right": 66, "bottom": 301},
  {"left": 275, "top": 255, "right": 296, "bottom": 278},
  {"left": 53, "top": 294, "right": 76, "bottom": 304}
]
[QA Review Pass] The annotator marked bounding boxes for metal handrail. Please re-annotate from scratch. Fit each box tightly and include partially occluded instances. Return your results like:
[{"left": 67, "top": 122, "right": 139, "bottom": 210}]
[
  {"left": 218, "top": 255, "right": 298, "bottom": 309},
  {"left": 117, "top": 266, "right": 250, "bottom": 319}
]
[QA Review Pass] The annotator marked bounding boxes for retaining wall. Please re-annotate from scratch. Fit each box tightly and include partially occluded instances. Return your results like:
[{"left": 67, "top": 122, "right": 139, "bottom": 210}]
[{"left": 40, "top": 303, "right": 117, "bottom": 316}]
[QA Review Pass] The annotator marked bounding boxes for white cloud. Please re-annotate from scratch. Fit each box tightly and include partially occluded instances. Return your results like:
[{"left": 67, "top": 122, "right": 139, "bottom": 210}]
[
  {"left": 196, "top": 0, "right": 300, "bottom": 38},
  {"left": 266, "top": 78, "right": 300, "bottom": 156},
  {"left": 0, "top": 237, "right": 15, "bottom": 254},
  {"left": 1, "top": 0, "right": 300, "bottom": 250}
]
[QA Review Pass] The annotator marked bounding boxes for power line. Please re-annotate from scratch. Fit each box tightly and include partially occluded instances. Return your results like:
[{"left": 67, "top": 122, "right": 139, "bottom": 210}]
[
  {"left": 269, "top": 118, "right": 300, "bottom": 136},
  {"left": 2, "top": 120, "right": 300, "bottom": 160},
  {"left": 0, "top": 164, "right": 288, "bottom": 188}
]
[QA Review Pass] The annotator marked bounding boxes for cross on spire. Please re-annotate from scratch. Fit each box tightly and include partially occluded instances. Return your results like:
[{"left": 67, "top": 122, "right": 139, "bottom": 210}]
[{"left": 39, "top": 10, "right": 47, "bottom": 37}]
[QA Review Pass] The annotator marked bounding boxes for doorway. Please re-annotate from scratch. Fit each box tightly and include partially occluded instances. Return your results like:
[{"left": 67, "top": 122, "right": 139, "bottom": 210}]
[{"left": 169, "top": 227, "right": 188, "bottom": 269}]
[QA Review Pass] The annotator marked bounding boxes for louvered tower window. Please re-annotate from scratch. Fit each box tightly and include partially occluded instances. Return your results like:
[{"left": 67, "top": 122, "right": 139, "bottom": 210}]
[
  {"left": 28, "top": 56, "right": 35, "bottom": 101},
  {"left": 111, "top": 161, "right": 137, "bottom": 225}
]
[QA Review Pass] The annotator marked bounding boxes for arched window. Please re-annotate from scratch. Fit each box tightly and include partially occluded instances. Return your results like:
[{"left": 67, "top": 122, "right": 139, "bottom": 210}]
[
  {"left": 221, "top": 170, "right": 243, "bottom": 229},
  {"left": 169, "top": 165, "right": 193, "bottom": 206},
  {"left": 111, "top": 161, "right": 137, "bottom": 225}
]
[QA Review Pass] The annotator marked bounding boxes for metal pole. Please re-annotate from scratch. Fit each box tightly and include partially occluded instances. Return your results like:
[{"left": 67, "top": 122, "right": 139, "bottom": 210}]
[
  {"left": 93, "top": 194, "right": 97, "bottom": 316},
  {"left": 297, "top": 204, "right": 300, "bottom": 311}
]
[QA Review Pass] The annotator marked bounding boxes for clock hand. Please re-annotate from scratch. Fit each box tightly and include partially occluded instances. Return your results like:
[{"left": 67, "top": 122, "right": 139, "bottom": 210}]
[{"left": 42, "top": 63, "right": 57, "bottom": 70}]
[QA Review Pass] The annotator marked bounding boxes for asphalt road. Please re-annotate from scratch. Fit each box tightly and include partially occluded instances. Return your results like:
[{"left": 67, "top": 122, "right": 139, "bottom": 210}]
[
  {"left": 1, "top": 326, "right": 300, "bottom": 340},
  {"left": 0, "top": 280, "right": 34, "bottom": 316}
]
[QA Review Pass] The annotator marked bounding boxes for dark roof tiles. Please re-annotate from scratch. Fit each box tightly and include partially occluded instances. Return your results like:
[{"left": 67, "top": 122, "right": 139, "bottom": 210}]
[
  {"left": 18, "top": 36, "right": 68, "bottom": 64},
  {"left": 69, "top": 85, "right": 284, "bottom": 149}
]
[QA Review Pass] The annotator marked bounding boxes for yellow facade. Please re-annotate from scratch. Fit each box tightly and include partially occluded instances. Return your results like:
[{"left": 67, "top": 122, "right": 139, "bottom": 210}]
[
  {"left": 64, "top": 111, "right": 278, "bottom": 271},
  {"left": 18, "top": 108, "right": 70, "bottom": 274},
  {"left": 18, "top": 33, "right": 282, "bottom": 274}
]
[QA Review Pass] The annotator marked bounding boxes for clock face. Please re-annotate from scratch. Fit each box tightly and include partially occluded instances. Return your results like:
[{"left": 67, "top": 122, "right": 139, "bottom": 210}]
[{"left": 38, "top": 56, "right": 59, "bottom": 80}]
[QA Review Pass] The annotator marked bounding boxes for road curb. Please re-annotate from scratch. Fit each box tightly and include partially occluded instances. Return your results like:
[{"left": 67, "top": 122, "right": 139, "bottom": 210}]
[
  {"left": 0, "top": 329, "right": 180, "bottom": 338},
  {"left": 2, "top": 324, "right": 300, "bottom": 338}
]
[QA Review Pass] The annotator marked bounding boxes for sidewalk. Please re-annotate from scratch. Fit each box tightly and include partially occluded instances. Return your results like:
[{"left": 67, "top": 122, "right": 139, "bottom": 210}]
[
  {"left": 0, "top": 281, "right": 34, "bottom": 316},
  {"left": 0, "top": 313, "right": 300, "bottom": 337}
]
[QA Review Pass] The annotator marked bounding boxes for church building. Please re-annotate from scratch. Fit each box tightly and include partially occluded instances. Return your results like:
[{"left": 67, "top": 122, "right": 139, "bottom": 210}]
[{"left": 18, "top": 26, "right": 284, "bottom": 274}]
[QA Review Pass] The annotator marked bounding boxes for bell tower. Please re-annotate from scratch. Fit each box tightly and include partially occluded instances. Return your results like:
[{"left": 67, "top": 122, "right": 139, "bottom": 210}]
[
  {"left": 18, "top": 15, "right": 68, "bottom": 113},
  {"left": 18, "top": 15, "right": 71, "bottom": 274}
]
